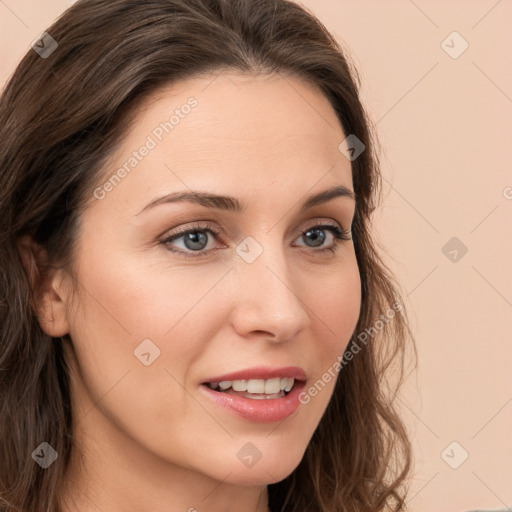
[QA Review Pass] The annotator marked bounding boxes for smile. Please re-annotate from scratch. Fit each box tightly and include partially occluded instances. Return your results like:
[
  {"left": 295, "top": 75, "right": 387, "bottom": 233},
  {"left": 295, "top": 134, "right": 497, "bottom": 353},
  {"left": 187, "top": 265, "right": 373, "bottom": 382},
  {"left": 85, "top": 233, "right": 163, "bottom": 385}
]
[{"left": 206, "top": 377, "right": 295, "bottom": 399}]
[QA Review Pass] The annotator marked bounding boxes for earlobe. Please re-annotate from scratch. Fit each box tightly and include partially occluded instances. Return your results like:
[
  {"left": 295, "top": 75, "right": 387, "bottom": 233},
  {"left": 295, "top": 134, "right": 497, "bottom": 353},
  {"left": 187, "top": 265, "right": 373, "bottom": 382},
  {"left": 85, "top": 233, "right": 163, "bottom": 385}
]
[
  {"left": 16, "top": 235, "right": 71, "bottom": 338},
  {"left": 36, "top": 284, "right": 70, "bottom": 338}
]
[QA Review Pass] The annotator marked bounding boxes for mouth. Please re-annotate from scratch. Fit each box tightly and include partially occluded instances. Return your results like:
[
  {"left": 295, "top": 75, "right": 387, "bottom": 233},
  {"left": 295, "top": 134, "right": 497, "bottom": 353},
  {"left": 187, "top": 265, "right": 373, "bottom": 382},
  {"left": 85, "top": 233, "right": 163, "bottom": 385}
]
[
  {"left": 200, "top": 365, "right": 307, "bottom": 402},
  {"left": 202, "top": 377, "right": 298, "bottom": 400},
  {"left": 199, "top": 370, "right": 307, "bottom": 422}
]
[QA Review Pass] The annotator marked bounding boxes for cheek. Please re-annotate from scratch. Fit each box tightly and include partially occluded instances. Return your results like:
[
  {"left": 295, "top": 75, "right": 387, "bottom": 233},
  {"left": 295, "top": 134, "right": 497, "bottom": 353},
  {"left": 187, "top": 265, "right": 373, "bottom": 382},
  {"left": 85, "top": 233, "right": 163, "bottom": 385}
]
[
  {"left": 63, "top": 256, "right": 180, "bottom": 406},
  {"left": 309, "top": 257, "right": 361, "bottom": 356},
  {"left": 298, "top": 266, "right": 360, "bottom": 420},
  {"left": 64, "top": 262, "right": 199, "bottom": 456}
]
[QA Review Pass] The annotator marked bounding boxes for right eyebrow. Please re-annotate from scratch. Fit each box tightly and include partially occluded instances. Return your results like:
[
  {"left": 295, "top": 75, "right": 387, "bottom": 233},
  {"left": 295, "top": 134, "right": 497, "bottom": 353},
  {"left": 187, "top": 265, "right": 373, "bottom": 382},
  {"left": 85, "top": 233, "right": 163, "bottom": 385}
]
[{"left": 135, "top": 184, "right": 355, "bottom": 217}]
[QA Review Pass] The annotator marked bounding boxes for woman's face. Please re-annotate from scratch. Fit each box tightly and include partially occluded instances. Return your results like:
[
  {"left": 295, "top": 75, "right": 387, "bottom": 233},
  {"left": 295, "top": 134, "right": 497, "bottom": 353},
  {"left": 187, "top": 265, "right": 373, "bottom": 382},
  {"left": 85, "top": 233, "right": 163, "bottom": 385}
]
[{"left": 54, "top": 71, "right": 361, "bottom": 493}]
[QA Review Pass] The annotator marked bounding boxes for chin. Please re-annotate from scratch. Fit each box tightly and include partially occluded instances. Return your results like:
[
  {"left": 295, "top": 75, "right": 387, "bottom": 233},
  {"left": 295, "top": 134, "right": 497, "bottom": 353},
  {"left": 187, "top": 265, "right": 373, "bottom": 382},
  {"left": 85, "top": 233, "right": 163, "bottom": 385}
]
[
  {"left": 219, "top": 448, "right": 305, "bottom": 486},
  {"left": 222, "top": 465, "right": 298, "bottom": 487}
]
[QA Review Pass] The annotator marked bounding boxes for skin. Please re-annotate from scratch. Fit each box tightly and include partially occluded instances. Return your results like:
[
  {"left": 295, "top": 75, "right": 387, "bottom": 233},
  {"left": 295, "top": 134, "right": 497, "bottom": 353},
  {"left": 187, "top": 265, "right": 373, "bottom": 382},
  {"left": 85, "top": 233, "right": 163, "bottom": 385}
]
[{"left": 23, "top": 71, "right": 361, "bottom": 512}]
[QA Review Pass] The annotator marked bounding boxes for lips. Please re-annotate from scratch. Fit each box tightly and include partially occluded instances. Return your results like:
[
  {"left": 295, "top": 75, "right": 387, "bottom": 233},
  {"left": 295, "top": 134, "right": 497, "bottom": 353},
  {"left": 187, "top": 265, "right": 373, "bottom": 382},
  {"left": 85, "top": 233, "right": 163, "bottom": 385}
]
[
  {"left": 198, "top": 366, "right": 308, "bottom": 422},
  {"left": 201, "top": 365, "right": 307, "bottom": 384},
  {"left": 199, "top": 374, "right": 307, "bottom": 422}
]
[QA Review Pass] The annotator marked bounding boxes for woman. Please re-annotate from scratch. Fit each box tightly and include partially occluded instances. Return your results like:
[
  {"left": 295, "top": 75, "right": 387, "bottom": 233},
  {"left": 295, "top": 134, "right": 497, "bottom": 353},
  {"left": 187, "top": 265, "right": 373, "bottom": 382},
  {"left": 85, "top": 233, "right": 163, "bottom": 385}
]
[{"left": 0, "top": 0, "right": 416, "bottom": 511}]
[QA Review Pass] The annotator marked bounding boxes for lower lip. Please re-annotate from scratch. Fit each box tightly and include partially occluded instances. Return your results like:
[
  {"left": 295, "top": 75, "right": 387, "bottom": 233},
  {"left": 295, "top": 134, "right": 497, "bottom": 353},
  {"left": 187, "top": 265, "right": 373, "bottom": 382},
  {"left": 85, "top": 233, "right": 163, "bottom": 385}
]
[{"left": 199, "top": 381, "right": 306, "bottom": 423}]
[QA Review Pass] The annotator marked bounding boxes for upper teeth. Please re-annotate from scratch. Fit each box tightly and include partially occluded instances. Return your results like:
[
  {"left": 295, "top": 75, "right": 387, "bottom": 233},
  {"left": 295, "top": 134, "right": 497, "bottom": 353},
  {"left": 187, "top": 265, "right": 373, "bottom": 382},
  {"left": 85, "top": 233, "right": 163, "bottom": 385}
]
[{"left": 208, "top": 377, "right": 295, "bottom": 394}]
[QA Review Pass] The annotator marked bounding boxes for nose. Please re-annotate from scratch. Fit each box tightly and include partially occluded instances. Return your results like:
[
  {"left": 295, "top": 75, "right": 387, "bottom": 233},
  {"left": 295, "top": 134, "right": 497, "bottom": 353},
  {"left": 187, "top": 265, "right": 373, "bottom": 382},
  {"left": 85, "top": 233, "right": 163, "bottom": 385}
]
[{"left": 228, "top": 242, "right": 311, "bottom": 343}]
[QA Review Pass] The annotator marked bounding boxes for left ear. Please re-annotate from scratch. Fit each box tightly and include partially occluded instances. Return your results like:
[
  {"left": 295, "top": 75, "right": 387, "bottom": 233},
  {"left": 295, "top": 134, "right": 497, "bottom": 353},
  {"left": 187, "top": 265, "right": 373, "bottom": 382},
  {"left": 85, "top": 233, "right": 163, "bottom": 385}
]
[{"left": 16, "top": 235, "right": 71, "bottom": 338}]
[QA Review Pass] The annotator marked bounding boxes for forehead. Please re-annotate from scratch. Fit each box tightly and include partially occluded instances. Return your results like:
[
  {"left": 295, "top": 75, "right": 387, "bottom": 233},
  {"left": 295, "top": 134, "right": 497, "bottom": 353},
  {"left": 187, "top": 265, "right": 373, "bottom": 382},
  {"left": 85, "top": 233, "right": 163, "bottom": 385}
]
[
  {"left": 123, "top": 70, "right": 346, "bottom": 159},
  {"left": 91, "top": 70, "right": 353, "bottom": 215}
]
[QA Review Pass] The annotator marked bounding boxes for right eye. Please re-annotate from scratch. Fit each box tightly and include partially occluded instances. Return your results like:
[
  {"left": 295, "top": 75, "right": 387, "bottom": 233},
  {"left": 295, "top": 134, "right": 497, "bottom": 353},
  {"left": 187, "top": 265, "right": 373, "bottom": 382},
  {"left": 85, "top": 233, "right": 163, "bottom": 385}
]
[{"left": 161, "top": 222, "right": 223, "bottom": 258}]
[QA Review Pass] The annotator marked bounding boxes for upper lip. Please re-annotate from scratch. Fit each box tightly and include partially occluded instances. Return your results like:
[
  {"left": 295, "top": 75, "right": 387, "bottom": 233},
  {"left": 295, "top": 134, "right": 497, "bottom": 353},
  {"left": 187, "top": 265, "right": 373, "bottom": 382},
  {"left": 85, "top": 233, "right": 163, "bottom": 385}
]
[{"left": 201, "top": 366, "right": 307, "bottom": 384}]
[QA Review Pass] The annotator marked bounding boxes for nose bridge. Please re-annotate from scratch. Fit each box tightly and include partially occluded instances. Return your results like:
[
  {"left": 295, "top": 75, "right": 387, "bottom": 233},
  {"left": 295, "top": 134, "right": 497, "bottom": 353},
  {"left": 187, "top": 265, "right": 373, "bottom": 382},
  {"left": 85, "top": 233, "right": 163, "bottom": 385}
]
[{"left": 230, "top": 233, "right": 310, "bottom": 340}]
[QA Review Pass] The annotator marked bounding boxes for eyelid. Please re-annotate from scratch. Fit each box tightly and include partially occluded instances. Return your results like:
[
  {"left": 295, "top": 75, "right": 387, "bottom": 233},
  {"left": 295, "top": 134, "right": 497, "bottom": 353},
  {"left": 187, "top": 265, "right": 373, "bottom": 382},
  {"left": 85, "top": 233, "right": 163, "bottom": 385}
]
[
  {"left": 161, "top": 218, "right": 348, "bottom": 241},
  {"left": 161, "top": 221, "right": 225, "bottom": 242}
]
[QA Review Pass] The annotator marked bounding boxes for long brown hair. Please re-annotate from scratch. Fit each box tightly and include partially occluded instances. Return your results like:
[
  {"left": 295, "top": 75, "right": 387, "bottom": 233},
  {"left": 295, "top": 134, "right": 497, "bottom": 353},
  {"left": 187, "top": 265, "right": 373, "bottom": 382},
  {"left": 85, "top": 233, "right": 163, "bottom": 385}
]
[{"left": 0, "top": 1, "right": 416, "bottom": 510}]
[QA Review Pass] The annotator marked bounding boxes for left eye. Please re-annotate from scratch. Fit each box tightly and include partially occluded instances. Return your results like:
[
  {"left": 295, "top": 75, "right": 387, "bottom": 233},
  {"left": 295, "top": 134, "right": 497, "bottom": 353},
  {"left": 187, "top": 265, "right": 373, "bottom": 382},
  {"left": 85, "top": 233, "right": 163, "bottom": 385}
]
[{"left": 161, "top": 222, "right": 351, "bottom": 258}]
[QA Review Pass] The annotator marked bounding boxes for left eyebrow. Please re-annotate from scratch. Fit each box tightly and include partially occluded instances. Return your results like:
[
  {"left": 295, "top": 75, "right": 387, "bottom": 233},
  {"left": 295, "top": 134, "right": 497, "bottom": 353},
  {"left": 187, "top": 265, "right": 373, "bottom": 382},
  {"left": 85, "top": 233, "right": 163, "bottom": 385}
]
[{"left": 134, "top": 184, "right": 355, "bottom": 216}]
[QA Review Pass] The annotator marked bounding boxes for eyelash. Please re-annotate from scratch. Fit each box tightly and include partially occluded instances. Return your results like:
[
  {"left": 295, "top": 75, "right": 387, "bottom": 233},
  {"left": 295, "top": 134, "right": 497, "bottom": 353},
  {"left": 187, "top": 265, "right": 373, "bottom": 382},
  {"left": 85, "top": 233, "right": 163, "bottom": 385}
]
[{"left": 161, "top": 221, "right": 352, "bottom": 259}]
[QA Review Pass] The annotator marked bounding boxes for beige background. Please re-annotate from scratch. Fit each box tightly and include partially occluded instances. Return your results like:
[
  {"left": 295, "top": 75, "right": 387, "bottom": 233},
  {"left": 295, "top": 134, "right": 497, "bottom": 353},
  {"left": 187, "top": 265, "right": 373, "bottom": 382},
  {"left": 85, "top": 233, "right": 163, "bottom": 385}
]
[{"left": 1, "top": 1, "right": 511, "bottom": 510}]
